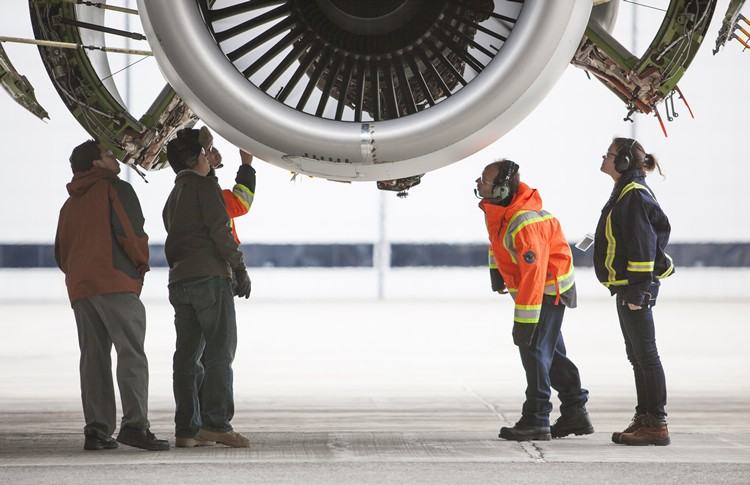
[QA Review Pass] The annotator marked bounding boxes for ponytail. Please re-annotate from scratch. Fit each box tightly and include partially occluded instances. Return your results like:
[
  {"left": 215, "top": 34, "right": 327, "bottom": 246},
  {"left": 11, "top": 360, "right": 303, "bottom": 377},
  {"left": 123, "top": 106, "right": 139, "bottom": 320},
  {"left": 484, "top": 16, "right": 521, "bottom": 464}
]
[{"left": 643, "top": 153, "right": 664, "bottom": 177}]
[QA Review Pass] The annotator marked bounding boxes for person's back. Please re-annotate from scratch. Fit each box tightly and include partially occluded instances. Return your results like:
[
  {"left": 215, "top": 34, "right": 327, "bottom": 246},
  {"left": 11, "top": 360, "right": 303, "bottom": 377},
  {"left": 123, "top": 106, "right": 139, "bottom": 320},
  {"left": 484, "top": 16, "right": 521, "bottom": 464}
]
[
  {"left": 55, "top": 140, "right": 168, "bottom": 452},
  {"left": 57, "top": 168, "right": 148, "bottom": 300}
]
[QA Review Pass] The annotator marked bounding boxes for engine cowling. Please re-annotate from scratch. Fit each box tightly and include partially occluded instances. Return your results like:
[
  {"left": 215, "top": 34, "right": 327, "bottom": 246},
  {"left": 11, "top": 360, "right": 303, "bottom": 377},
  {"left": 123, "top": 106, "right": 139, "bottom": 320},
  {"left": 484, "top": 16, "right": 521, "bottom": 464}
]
[{"left": 138, "top": 0, "right": 593, "bottom": 182}]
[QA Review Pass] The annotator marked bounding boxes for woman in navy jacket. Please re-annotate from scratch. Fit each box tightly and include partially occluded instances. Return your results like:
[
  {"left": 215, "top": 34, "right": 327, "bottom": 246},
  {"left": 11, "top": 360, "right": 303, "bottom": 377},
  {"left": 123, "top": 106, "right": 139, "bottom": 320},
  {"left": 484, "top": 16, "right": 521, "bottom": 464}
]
[{"left": 594, "top": 138, "right": 674, "bottom": 446}]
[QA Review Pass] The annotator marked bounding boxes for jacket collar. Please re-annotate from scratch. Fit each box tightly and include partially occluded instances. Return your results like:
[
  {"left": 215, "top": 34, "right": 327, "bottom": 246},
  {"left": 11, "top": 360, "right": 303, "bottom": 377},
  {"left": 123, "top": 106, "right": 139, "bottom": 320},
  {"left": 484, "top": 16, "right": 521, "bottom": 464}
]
[
  {"left": 479, "top": 182, "right": 542, "bottom": 223},
  {"left": 66, "top": 167, "right": 117, "bottom": 196}
]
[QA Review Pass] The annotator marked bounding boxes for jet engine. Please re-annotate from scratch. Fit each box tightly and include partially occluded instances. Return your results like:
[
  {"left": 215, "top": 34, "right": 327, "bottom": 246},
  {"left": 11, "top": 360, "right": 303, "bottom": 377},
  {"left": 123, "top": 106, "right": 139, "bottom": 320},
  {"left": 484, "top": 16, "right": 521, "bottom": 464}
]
[{"left": 137, "top": 0, "right": 594, "bottom": 186}]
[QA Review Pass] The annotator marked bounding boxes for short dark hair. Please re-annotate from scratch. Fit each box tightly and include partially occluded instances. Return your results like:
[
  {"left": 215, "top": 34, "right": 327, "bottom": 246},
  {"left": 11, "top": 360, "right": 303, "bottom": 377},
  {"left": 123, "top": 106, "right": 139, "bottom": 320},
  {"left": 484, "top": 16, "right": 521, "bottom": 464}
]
[
  {"left": 69, "top": 140, "right": 100, "bottom": 173},
  {"left": 167, "top": 129, "right": 202, "bottom": 173}
]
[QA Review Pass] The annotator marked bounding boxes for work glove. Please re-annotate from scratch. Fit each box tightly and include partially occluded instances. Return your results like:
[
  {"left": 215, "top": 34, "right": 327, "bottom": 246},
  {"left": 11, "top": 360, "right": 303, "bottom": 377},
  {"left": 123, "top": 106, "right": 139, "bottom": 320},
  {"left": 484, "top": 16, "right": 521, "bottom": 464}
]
[
  {"left": 232, "top": 266, "right": 251, "bottom": 299},
  {"left": 512, "top": 322, "right": 536, "bottom": 347},
  {"left": 490, "top": 268, "right": 507, "bottom": 294}
]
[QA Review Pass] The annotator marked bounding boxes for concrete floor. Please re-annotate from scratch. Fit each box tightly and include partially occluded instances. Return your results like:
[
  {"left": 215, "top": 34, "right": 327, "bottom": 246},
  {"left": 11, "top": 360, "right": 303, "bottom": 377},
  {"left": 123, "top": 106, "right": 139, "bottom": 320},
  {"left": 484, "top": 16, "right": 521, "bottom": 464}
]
[
  {"left": 1, "top": 280, "right": 749, "bottom": 483},
  {"left": 1, "top": 394, "right": 749, "bottom": 484},
  {"left": 1, "top": 385, "right": 749, "bottom": 483}
]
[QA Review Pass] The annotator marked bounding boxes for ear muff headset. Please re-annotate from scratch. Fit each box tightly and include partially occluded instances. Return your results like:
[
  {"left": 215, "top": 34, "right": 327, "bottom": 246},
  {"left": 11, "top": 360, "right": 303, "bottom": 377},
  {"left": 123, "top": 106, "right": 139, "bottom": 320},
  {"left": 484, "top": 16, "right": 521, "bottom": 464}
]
[
  {"left": 614, "top": 139, "right": 637, "bottom": 173},
  {"left": 492, "top": 160, "right": 519, "bottom": 201}
]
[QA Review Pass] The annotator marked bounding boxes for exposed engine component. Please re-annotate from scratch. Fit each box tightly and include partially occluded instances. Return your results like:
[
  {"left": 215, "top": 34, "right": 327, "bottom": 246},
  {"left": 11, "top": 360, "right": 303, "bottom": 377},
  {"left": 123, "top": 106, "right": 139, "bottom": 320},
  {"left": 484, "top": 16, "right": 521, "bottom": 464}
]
[
  {"left": 0, "top": 41, "right": 49, "bottom": 120},
  {"left": 714, "top": 0, "right": 749, "bottom": 53},
  {"left": 376, "top": 175, "right": 423, "bottom": 199},
  {"left": 28, "top": 0, "right": 196, "bottom": 171},
  {"left": 138, "top": 0, "right": 594, "bottom": 183},
  {"left": 572, "top": 0, "right": 717, "bottom": 135}
]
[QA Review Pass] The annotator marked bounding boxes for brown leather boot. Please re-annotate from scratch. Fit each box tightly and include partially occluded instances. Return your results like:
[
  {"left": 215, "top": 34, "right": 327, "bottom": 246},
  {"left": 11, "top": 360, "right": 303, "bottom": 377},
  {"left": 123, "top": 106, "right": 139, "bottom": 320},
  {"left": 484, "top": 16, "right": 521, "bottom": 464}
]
[
  {"left": 619, "top": 414, "right": 670, "bottom": 446},
  {"left": 611, "top": 413, "right": 646, "bottom": 444}
]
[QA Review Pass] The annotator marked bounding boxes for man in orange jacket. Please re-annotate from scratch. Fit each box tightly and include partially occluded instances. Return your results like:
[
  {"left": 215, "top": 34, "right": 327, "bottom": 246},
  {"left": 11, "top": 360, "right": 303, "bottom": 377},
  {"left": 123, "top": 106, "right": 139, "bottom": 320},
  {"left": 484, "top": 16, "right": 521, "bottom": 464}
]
[{"left": 477, "top": 159, "right": 592, "bottom": 441}]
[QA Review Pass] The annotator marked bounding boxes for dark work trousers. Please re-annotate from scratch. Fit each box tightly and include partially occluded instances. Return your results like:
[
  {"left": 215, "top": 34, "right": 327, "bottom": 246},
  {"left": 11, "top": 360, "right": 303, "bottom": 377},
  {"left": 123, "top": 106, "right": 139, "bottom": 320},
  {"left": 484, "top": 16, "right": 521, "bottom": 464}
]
[
  {"left": 169, "top": 276, "right": 237, "bottom": 438},
  {"left": 616, "top": 294, "right": 667, "bottom": 419},
  {"left": 71, "top": 293, "right": 150, "bottom": 438},
  {"left": 517, "top": 302, "right": 589, "bottom": 427}
]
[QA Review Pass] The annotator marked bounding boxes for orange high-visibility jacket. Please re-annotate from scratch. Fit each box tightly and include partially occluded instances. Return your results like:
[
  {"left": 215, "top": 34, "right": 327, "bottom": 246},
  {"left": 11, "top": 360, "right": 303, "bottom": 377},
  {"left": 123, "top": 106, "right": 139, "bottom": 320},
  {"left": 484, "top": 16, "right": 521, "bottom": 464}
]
[
  {"left": 223, "top": 187, "right": 252, "bottom": 244},
  {"left": 480, "top": 182, "right": 575, "bottom": 325},
  {"left": 221, "top": 165, "right": 256, "bottom": 244}
]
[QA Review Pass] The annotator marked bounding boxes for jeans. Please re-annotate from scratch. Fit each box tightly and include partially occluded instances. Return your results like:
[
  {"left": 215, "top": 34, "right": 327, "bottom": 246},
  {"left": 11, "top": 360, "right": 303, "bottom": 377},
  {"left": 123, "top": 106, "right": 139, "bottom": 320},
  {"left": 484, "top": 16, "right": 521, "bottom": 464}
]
[
  {"left": 517, "top": 302, "right": 589, "bottom": 427},
  {"left": 72, "top": 293, "right": 150, "bottom": 437},
  {"left": 616, "top": 294, "right": 667, "bottom": 419},
  {"left": 169, "top": 276, "right": 237, "bottom": 438}
]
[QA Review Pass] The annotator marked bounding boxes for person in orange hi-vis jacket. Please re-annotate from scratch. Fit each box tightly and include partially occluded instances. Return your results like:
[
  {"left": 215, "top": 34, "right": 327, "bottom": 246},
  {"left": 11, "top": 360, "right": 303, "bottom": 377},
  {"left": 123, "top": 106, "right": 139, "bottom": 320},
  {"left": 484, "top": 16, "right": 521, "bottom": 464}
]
[{"left": 476, "top": 159, "right": 591, "bottom": 442}]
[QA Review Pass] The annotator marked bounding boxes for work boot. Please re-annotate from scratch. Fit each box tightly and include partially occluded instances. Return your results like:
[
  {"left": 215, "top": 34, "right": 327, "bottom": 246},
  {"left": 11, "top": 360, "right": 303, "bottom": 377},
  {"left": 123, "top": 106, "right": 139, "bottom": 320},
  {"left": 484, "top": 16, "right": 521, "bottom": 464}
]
[
  {"left": 619, "top": 414, "right": 670, "bottom": 446},
  {"left": 196, "top": 429, "right": 250, "bottom": 448},
  {"left": 551, "top": 410, "right": 594, "bottom": 438},
  {"left": 499, "top": 421, "right": 551, "bottom": 441},
  {"left": 611, "top": 413, "right": 646, "bottom": 444},
  {"left": 116, "top": 426, "right": 170, "bottom": 451},
  {"left": 175, "top": 436, "right": 216, "bottom": 448},
  {"left": 83, "top": 433, "right": 118, "bottom": 451}
]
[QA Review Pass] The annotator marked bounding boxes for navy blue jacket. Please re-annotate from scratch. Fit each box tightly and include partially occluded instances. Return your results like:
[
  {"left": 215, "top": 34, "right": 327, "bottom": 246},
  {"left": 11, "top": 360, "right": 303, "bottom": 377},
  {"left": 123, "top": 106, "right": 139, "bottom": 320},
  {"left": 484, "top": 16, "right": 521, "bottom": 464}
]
[{"left": 593, "top": 170, "right": 674, "bottom": 305}]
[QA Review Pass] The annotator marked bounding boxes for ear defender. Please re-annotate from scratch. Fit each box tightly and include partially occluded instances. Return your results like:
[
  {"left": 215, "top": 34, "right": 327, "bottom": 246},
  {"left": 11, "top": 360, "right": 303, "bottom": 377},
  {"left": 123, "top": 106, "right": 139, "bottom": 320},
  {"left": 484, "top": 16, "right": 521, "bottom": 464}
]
[
  {"left": 492, "top": 160, "right": 519, "bottom": 201},
  {"left": 615, "top": 139, "right": 637, "bottom": 173}
]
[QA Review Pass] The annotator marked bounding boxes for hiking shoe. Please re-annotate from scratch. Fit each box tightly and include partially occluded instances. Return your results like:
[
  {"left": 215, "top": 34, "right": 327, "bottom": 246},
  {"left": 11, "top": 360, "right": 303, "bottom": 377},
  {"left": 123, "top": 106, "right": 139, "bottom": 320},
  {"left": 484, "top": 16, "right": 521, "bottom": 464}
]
[
  {"left": 116, "top": 426, "right": 170, "bottom": 451},
  {"left": 83, "top": 433, "right": 118, "bottom": 451},
  {"left": 175, "top": 436, "right": 216, "bottom": 448},
  {"left": 499, "top": 423, "right": 551, "bottom": 441},
  {"left": 196, "top": 429, "right": 250, "bottom": 448},
  {"left": 612, "top": 413, "right": 646, "bottom": 444},
  {"left": 619, "top": 415, "right": 670, "bottom": 446},
  {"left": 551, "top": 410, "right": 594, "bottom": 438}
]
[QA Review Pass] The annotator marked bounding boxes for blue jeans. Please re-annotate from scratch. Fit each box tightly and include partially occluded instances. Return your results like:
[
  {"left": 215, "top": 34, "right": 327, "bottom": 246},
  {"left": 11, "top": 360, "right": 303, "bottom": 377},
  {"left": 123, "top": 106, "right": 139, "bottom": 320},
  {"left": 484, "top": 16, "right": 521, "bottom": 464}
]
[
  {"left": 169, "top": 276, "right": 237, "bottom": 438},
  {"left": 517, "top": 302, "right": 589, "bottom": 427},
  {"left": 616, "top": 294, "right": 667, "bottom": 419}
]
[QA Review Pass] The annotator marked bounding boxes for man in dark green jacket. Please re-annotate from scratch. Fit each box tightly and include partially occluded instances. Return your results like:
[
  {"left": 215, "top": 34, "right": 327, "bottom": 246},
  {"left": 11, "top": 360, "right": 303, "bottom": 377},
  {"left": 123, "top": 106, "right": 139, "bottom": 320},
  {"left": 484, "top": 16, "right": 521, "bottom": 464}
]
[
  {"left": 163, "top": 129, "right": 251, "bottom": 448},
  {"left": 56, "top": 140, "right": 169, "bottom": 451}
]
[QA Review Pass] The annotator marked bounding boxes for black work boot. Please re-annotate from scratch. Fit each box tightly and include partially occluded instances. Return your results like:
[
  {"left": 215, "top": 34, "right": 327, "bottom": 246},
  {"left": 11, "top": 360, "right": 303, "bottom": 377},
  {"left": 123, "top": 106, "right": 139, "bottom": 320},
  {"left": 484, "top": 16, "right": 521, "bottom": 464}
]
[
  {"left": 116, "top": 426, "right": 170, "bottom": 451},
  {"left": 551, "top": 410, "right": 594, "bottom": 438},
  {"left": 612, "top": 413, "right": 646, "bottom": 444},
  {"left": 83, "top": 432, "right": 118, "bottom": 451},
  {"left": 499, "top": 422, "right": 551, "bottom": 441}
]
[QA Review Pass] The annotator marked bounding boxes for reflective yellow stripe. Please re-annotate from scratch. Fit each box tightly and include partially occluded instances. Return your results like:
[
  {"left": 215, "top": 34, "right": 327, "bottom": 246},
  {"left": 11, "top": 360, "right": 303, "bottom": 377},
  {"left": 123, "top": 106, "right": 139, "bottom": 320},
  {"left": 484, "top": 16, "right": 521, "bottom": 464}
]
[
  {"left": 488, "top": 248, "right": 498, "bottom": 269},
  {"left": 603, "top": 183, "right": 655, "bottom": 286},
  {"left": 603, "top": 279, "right": 629, "bottom": 287},
  {"left": 514, "top": 304, "right": 542, "bottom": 324},
  {"left": 604, "top": 211, "right": 617, "bottom": 283},
  {"left": 627, "top": 260, "right": 655, "bottom": 272},
  {"left": 616, "top": 182, "right": 654, "bottom": 203},
  {"left": 502, "top": 210, "right": 554, "bottom": 263},
  {"left": 544, "top": 264, "right": 575, "bottom": 295},
  {"left": 658, "top": 253, "right": 675, "bottom": 279},
  {"left": 233, "top": 184, "right": 255, "bottom": 210}
]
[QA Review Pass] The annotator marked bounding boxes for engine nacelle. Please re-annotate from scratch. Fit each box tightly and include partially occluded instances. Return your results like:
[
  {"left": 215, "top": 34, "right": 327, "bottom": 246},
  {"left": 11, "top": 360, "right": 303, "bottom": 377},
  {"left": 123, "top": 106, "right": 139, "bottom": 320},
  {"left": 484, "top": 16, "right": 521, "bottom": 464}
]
[{"left": 138, "top": 0, "right": 593, "bottom": 182}]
